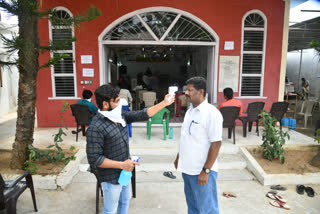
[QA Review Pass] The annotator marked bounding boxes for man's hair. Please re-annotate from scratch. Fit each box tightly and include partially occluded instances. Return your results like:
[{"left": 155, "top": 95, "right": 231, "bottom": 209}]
[
  {"left": 94, "top": 84, "right": 120, "bottom": 110},
  {"left": 82, "top": 90, "right": 93, "bottom": 99},
  {"left": 301, "top": 78, "right": 305, "bottom": 82},
  {"left": 186, "top": 76, "right": 207, "bottom": 95},
  {"left": 223, "top": 88, "right": 233, "bottom": 100}
]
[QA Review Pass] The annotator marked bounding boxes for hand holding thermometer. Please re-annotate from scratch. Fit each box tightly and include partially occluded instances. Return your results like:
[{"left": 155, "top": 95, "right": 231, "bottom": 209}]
[{"left": 168, "top": 86, "right": 178, "bottom": 103}]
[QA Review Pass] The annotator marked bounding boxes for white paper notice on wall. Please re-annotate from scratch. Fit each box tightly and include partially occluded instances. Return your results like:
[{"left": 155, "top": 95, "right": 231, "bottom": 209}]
[
  {"left": 219, "top": 56, "right": 239, "bottom": 92},
  {"left": 81, "top": 55, "right": 92, "bottom": 64},
  {"left": 83, "top": 68, "right": 94, "bottom": 77},
  {"left": 224, "top": 41, "right": 234, "bottom": 50}
]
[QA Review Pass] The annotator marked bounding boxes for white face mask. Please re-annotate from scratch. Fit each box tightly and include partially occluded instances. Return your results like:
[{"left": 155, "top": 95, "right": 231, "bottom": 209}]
[
  {"left": 99, "top": 102, "right": 126, "bottom": 127},
  {"left": 86, "top": 98, "right": 92, "bottom": 102}
]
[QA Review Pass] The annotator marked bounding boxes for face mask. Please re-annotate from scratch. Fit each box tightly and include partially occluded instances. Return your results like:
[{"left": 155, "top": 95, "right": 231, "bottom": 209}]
[
  {"left": 86, "top": 98, "right": 92, "bottom": 102},
  {"left": 99, "top": 102, "right": 126, "bottom": 127}
]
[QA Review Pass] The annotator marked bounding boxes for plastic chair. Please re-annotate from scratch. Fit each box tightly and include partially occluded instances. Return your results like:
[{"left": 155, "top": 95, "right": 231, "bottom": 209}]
[
  {"left": 136, "top": 89, "right": 147, "bottom": 110},
  {"left": 88, "top": 166, "right": 136, "bottom": 214},
  {"left": 70, "top": 104, "right": 91, "bottom": 142},
  {"left": 220, "top": 106, "right": 240, "bottom": 144},
  {"left": 296, "top": 101, "right": 315, "bottom": 128},
  {"left": 0, "top": 171, "right": 37, "bottom": 214},
  {"left": 142, "top": 92, "right": 157, "bottom": 107},
  {"left": 270, "top": 102, "right": 289, "bottom": 130},
  {"left": 238, "top": 102, "right": 265, "bottom": 137},
  {"left": 147, "top": 108, "right": 170, "bottom": 140},
  {"left": 122, "top": 105, "right": 132, "bottom": 138}
]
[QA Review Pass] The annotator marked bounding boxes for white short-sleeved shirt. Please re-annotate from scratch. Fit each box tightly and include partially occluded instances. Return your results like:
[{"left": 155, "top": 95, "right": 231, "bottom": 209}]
[{"left": 178, "top": 100, "right": 223, "bottom": 175}]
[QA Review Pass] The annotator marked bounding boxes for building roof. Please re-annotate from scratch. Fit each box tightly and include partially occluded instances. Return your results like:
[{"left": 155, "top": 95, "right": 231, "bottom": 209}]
[{"left": 288, "top": 16, "right": 320, "bottom": 51}]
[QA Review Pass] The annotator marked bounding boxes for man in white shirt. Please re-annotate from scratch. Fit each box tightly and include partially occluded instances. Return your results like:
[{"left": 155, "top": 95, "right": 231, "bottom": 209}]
[{"left": 174, "top": 76, "right": 223, "bottom": 214}]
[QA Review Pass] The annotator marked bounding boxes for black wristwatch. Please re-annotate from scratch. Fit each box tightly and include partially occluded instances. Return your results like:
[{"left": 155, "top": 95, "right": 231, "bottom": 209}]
[{"left": 203, "top": 167, "right": 210, "bottom": 174}]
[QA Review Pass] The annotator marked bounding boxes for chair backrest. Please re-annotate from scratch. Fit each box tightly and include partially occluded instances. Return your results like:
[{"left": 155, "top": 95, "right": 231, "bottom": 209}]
[
  {"left": 220, "top": 106, "right": 240, "bottom": 128},
  {"left": 137, "top": 89, "right": 148, "bottom": 104},
  {"left": 119, "top": 93, "right": 129, "bottom": 103},
  {"left": 143, "top": 92, "right": 157, "bottom": 107},
  {"left": 298, "top": 101, "right": 306, "bottom": 114},
  {"left": 247, "top": 102, "right": 265, "bottom": 121},
  {"left": 270, "top": 102, "right": 289, "bottom": 121},
  {"left": 150, "top": 108, "right": 170, "bottom": 124},
  {"left": 70, "top": 104, "right": 91, "bottom": 125},
  {"left": 178, "top": 94, "right": 188, "bottom": 107},
  {"left": 131, "top": 78, "right": 137, "bottom": 91},
  {"left": 305, "top": 101, "right": 315, "bottom": 114}
]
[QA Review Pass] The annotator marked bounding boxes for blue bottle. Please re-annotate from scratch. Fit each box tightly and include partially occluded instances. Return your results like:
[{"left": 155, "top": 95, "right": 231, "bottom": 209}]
[
  {"left": 282, "top": 118, "right": 289, "bottom": 127},
  {"left": 289, "top": 118, "right": 296, "bottom": 130},
  {"left": 118, "top": 157, "right": 140, "bottom": 186},
  {"left": 169, "top": 126, "right": 173, "bottom": 139}
]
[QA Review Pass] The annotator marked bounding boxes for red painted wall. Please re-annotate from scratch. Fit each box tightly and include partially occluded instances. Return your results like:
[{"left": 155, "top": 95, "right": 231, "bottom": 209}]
[{"left": 37, "top": 0, "right": 285, "bottom": 127}]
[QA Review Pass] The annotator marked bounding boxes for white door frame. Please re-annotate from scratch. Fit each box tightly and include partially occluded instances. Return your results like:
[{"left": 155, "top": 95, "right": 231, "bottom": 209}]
[{"left": 98, "top": 7, "right": 219, "bottom": 102}]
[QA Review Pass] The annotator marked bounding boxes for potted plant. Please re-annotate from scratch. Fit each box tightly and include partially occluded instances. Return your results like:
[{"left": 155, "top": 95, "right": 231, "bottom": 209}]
[
  {"left": 260, "top": 110, "right": 290, "bottom": 164},
  {"left": 310, "top": 129, "right": 320, "bottom": 167}
]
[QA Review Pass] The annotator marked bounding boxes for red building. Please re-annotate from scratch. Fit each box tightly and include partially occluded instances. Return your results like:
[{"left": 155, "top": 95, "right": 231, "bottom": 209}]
[{"left": 37, "top": 0, "right": 289, "bottom": 127}]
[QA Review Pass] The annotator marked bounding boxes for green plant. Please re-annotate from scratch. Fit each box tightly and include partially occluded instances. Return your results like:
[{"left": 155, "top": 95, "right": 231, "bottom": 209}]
[
  {"left": 315, "top": 129, "right": 320, "bottom": 144},
  {"left": 25, "top": 101, "right": 76, "bottom": 174},
  {"left": 260, "top": 110, "right": 290, "bottom": 164}
]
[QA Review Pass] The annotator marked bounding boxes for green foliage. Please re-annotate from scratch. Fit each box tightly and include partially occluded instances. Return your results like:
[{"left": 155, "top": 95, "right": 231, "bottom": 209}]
[
  {"left": 310, "top": 40, "right": 320, "bottom": 62},
  {"left": 25, "top": 101, "right": 76, "bottom": 174},
  {"left": 260, "top": 110, "right": 290, "bottom": 164},
  {"left": 315, "top": 129, "right": 320, "bottom": 144}
]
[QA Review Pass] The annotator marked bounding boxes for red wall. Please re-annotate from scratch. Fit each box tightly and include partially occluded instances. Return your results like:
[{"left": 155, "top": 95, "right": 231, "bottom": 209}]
[{"left": 37, "top": 0, "right": 285, "bottom": 127}]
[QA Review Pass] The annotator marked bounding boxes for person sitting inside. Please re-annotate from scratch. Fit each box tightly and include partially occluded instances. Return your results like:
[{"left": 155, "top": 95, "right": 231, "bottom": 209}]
[
  {"left": 217, "top": 87, "right": 243, "bottom": 115},
  {"left": 77, "top": 89, "right": 98, "bottom": 123}
]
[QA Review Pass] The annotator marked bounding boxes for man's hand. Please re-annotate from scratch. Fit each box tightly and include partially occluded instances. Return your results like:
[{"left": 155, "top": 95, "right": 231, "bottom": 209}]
[
  {"left": 121, "top": 159, "right": 140, "bottom": 171},
  {"left": 198, "top": 171, "right": 209, "bottom": 185},
  {"left": 163, "top": 94, "right": 175, "bottom": 106}
]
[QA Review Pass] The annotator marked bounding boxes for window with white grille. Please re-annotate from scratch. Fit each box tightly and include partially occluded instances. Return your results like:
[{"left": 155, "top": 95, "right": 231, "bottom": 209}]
[
  {"left": 50, "top": 8, "right": 76, "bottom": 98},
  {"left": 240, "top": 12, "right": 266, "bottom": 97}
]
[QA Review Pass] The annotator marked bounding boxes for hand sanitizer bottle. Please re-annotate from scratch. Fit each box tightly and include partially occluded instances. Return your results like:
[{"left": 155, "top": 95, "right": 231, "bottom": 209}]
[{"left": 118, "top": 157, "right": 140, "bottom": 186}]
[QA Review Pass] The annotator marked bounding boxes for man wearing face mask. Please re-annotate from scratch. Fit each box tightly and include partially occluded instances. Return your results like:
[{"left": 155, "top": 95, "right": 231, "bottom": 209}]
[{"left": 86, "top": 84, "right": 174, "bottom": 214}]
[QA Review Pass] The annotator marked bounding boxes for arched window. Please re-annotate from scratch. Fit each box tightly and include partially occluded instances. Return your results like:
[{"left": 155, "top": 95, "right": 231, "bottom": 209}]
[
  {"left": 49, "top": 8, "right": 76, "bottom": 98},
  {"left": 240, "top": 12, "right": 267, "bottom": 97}
]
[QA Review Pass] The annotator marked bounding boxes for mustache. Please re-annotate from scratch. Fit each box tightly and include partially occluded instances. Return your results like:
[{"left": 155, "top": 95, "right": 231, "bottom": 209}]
[{"left": 185, "top": 94, "right": 190, "bottom": 98}]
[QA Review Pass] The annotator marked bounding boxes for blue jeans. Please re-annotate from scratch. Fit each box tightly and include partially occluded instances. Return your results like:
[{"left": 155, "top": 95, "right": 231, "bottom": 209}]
[
  {"left": 101, "top": 181, "right": 131, "bottom": 214},
  {"left": 182, "top": 171, "right": 219, "bottom": 214}
]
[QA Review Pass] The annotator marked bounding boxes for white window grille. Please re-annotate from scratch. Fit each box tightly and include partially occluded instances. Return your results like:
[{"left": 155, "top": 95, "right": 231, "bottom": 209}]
[
  {"left": 240, "top": 12, "right": 266, "bottom": 97},
  {"left": 49, "top": 8, "right": 76, "bottom": 98},
  {"left": 103, "top": 11, "right": 215, "bottom": 42}
]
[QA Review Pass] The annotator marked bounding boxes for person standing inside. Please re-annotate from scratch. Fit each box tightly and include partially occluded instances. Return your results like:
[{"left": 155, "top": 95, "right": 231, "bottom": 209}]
[
  {"left": 301, "top": 77, "right": 310, "bottom": 100},
  {"left": 217, "top": 87, "right": 243, "bottom": 116},
  {"left": 174, "top": 76, "right": 223, "bottom": 214},
  {"left": 86, "top": 84, "right": 173, "bottom": 214}
]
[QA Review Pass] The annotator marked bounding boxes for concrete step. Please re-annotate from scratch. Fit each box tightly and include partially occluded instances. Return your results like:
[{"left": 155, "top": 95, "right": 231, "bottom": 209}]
[
  {"left": 73, "top": 169, "right": 255, "bottom": 184},
  {"left": 81, "top": 153, "right": 247, "bottom": 171}
]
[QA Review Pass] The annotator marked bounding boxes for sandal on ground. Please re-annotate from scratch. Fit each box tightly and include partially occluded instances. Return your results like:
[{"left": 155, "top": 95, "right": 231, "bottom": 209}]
[
  {"left": 223, "top": 192, "right": 237, "bottom": 198},
  {"left": 296, "top": 185, "right": 305, "bottom": 195},
  {"left": 305, "top": 186, "right": 315, "bottom": 197},
  {"left": 269, "top": 200, "right": 290, "bottom": 210},
  {"left": 163, "top": 171, "right": 176, "bottom": 179},
  {"left": 266, "top": 192, "right": 287, "bottom": 203},
  {"left": 270, "top": 185, "right": 287, "bottom": 191}
]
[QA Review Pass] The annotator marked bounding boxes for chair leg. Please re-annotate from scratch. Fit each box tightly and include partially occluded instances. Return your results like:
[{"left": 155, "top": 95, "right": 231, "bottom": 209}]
[
  {"left": 242, "top": 121, "right": 247, "bottom": 137},
  {"left": 163, "top": 122, "right": 167, "bottom": 140},
  {"left": 96, "top": 182, "right": 100, "bottom": 214},
  {"left": 233, "top": 126, "right": 236, "bottom": 144},
  {"left": 228, "top": 128, "right": 232, "bottom": 139},
  {"left": 26, "top": 174, "right": 38, "bottom": 212},
  {"left": 76, "top": 124, "right": 79, "bottom": 142},
  {"left": 131, "top": 167, "right": 136, "bottom": 198},
  {"left": 248, "top": 122, "right": 253, "bottom": 132},
  {"left": 7, "top": 198, "right": 17, "bottom": 214},
  {"left": 304, "top": 115, "right": 307, "bottom": 128},
  {"left": 256, "top": 120, "right": 259, "bottom": 136},
  {"left": 81, "top": 125, "right": 86, "bottom": 136}
]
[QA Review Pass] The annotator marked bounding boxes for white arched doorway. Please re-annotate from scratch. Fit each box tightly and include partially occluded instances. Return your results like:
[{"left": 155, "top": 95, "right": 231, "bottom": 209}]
[{"left": 98, "top": 7, "right": 219, "bottom": 103}]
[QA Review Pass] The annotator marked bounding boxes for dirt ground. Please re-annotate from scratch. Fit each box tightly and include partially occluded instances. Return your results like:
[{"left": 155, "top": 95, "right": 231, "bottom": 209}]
[
  {"left": 250, "top": 147, "right": 320, "bottom": 174},
  {"left": 0, "top": 149, "right": 77, "bottom": 175}
]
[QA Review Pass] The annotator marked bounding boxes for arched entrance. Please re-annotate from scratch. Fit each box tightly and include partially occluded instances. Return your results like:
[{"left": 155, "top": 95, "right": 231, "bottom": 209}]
[{"left": 98, "top": 7, "right": 219, "bottom": 104}]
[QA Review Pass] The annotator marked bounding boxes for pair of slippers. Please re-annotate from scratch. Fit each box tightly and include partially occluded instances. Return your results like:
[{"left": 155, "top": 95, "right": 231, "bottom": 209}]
[
  {"left": 163, "top": 171, "right": 176, "bottom": 179},
  {"left": 266, "top": 191, "right": 290, "bottom": 210},
  {"left": 296, "top": 185, "right": 315, "bottom": 197},
  {"left": 270, "top": 185, "right": 287, "bottom": 191}
]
